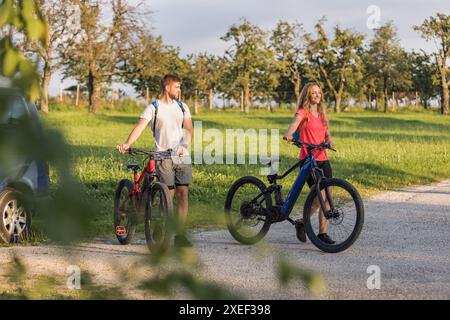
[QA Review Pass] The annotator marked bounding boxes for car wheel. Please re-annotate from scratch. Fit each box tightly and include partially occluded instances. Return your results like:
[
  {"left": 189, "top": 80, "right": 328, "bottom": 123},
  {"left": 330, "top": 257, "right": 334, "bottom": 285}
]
[{"left": 0, "top": 188, "right": 31, "bottom": 243}]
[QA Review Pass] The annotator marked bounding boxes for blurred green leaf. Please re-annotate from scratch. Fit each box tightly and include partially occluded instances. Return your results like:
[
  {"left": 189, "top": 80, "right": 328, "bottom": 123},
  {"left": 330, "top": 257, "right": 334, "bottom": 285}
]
[
  {"left": 140, "top": 271, "right": 242, "bottom": 300},
  {"left": 2, "top": 47, "right": 20, "bottom": 76},
  {"left": 25, "top": 17, "right": 47, "bottom": 42},
  {"left": 0, "top": 0, "right": 14, "bottom": 27},
  {"left": 20, "top": 0, "right": 48, "bottom": 44},
  {"left": 277, "top": 257, "right": 327, "bottom": 296}
]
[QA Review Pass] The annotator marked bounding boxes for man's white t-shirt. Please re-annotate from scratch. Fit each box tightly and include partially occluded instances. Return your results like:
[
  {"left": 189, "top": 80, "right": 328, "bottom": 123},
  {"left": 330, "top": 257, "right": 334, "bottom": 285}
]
[{"left": 139, "top": 100, "right": 191, "bottom": 153}]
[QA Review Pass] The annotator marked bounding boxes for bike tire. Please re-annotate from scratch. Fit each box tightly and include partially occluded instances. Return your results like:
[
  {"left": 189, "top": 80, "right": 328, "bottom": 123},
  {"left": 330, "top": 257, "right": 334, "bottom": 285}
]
[
  {"left": 144, "top": 182, "right": 173, "bottom": 253},
  {"left": 224, "top": 176, "right": 272, "bottom": 245},
  {"left": 303, "top": 178, "right": 364, "bottom": 253},
  {"left": 114, "top": 179, "right": 137, "bottom": 245}
]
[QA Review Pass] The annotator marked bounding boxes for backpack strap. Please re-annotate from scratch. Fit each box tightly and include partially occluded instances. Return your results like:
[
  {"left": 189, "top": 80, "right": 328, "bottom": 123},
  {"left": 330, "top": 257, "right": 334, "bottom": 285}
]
[
  {"left": 151, "top": 99, "right": 185, "bottom": 134},
  {"left": 175, "top": 99, "right": 185, "bottom": 129},
  {"left": 151, "top": 100, "right": 158, "bottom": 135}
]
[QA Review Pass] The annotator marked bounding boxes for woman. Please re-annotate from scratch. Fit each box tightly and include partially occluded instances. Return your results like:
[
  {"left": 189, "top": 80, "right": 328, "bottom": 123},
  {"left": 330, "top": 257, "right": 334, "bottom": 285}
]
[{"left": 283, "top": 82, "right": 335, "bottom": 245}]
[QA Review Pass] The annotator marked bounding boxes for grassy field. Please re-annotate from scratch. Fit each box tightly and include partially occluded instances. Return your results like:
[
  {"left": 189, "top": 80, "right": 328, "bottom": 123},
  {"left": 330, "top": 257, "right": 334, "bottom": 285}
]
[{"left": 41, "top": 107, "right": 450, "bottom": 237}]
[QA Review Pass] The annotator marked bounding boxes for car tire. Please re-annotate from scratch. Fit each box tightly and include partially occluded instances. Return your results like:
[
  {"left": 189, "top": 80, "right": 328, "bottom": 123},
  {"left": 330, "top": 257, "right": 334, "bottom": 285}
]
[{"left": 0, "top": 188, "right": 31, "bottom": 243}]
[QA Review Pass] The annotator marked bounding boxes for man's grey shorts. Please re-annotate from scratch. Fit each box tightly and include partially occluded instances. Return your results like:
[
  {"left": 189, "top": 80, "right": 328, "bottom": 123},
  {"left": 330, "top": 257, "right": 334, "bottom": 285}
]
[{"left": 155, "top": 159, "right": 193, "bottom": 187}]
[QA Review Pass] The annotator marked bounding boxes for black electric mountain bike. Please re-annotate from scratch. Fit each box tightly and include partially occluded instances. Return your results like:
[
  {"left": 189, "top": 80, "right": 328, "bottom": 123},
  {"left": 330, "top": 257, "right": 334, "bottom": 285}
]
[{"left": 225, "top": 141, "right": 364, "bottom": 253}]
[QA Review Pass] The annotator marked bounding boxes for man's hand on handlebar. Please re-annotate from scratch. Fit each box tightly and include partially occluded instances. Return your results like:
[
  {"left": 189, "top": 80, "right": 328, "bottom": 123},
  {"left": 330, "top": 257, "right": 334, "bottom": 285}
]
[{"left": 116, "top": 143, "right": 130, "bottom": 154}]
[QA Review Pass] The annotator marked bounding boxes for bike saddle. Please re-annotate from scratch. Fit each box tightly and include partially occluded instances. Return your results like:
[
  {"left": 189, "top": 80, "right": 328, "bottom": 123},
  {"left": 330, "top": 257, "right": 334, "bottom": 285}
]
[{"left": 127, "top": 163, "right": 140, "bottom": 171}]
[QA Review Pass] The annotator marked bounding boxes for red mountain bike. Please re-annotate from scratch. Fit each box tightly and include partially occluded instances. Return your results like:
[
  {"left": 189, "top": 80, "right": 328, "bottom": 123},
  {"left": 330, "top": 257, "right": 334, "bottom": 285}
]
[{"left": 114, "top": 148, "right": 173, "bottom": 253}]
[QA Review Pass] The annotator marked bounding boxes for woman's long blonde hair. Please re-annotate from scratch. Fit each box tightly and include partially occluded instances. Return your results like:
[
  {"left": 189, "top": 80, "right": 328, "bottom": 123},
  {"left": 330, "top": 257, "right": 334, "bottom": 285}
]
[{"left": 298, "top": 82, "right": 329, "bottom": 128}]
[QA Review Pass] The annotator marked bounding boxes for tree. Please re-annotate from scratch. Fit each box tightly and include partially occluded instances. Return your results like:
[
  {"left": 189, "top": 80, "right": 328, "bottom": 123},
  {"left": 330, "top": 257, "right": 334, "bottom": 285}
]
[
  {"left": 0, "top": 0, "right": 47, "bottom": 101},
  {"left": 190, "top": 53, "right": 222, "bottom": 110},
  {"left": 123, "top": 31, "right": 179, "bottom": 100},
  {"left": 61, "top": 0, "right": 148, "bottom": 113},
  {"left": 415, "top": 13, "right": 450, "bottom": 115},
  {"left": 21, "top": 0, "right": 76, "bottom": 113},
  {"left": 305, "top": 19, "right": 365, "bottom": 113},
  {"left": 366, "top": 22, "right": 411, "bottom": 112},
  {"left": 221, "top": 18, "right": 275, "bottom": 113},
  {"left": 270, "top": 20, "right": 306, "bottom": 107},
  {"left": 409, "top": 51, "right": 439, "bottom": 108}
]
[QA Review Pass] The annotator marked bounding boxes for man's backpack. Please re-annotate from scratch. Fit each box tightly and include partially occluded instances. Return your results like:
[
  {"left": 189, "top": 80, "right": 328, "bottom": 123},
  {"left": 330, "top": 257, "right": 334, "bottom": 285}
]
[{"left": 151, "top": 99, "right": 185, "bottom": 135}]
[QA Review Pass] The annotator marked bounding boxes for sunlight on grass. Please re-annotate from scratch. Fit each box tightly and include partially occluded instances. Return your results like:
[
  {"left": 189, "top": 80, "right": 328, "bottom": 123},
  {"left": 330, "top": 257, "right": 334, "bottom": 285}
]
[{"left": 41, "top": 108, "right": 450, "bottom": 237}]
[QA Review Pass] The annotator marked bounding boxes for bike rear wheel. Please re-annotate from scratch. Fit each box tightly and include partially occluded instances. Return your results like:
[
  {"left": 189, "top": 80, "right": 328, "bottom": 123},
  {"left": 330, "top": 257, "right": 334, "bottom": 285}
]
[
  {"left": 224, "top": 176, "right": 272, "bottom": 245},
  {"left": 144, "top": 182, "right": 173, "bottom": 253},
  {"left": 303, "top": 178, "right": 364, "bottom": 253},
  {"left": 114, "top": 179, "right": 137, "bottom": 245}
]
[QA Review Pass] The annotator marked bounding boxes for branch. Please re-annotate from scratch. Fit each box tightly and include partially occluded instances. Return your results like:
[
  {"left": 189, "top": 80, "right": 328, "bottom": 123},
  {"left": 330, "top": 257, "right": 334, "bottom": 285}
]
[{"left": 317, "top": 60, "right": 337, "bottom": 96}]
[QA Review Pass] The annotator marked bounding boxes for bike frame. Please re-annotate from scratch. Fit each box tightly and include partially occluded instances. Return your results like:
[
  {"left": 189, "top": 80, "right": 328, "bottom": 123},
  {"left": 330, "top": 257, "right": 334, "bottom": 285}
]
[
  {"left": 278, "top": 153, "right": 335, "bottom": 220},
  {"left": 130, "top": 159, "right": 156, "bottom": 195},
  {"left": 249, "top": 150, "right": 335, "bottom": 222},
  {"left": 279, "top": 155, "right": 316, "bottom": 216}
]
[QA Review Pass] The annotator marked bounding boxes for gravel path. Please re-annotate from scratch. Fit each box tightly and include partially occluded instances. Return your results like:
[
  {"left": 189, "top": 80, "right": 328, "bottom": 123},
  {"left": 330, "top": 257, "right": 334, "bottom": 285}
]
[{"left": 1, "top": 180, "right": 449, "bottom": 299}]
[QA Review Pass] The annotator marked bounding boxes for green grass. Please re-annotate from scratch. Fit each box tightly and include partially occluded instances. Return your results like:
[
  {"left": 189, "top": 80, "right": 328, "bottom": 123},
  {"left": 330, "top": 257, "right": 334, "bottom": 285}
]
[{"left": 40, "top": 107, "right": 450, "bottom": 237}]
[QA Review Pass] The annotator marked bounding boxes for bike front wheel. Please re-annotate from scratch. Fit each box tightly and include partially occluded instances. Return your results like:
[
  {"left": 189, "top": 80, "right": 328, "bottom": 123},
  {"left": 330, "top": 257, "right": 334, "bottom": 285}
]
[
  {"left": 144, "top": 182, "right": 173, "bottom": 253},
  {"left": 114, "top": 179, "right": 137, "bottom": 245},
  {"left": 224, "top": 176, "right": 272, "bottom": 245},
  {"left": 303, "top": 178, "right": 364, "bottom": 253}
]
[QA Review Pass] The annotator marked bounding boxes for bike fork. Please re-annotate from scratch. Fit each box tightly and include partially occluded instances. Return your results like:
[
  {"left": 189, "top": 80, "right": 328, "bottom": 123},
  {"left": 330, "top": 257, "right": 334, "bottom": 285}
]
[{"left": 315, "top": 178, "right": 335, "bottom": 218}]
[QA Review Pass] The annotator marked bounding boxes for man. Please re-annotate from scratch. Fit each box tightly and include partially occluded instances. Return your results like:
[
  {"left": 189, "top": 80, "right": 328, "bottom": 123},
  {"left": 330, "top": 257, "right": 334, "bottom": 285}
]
[{"left": 116, "top": 74, "right": 193, "bottom": 247}]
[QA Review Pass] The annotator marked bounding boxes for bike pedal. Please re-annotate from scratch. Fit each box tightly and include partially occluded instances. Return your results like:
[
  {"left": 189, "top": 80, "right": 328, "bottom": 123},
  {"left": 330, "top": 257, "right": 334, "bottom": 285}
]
[{"left": 116, "top": 226, "right": 127, "bottom": 236}]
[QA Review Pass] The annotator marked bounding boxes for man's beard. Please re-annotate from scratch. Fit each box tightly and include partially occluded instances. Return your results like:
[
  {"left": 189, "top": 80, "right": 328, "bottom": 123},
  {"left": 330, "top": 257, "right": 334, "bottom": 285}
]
[{"left": 169, "top": 92, "right": 179, "bottom": 100}]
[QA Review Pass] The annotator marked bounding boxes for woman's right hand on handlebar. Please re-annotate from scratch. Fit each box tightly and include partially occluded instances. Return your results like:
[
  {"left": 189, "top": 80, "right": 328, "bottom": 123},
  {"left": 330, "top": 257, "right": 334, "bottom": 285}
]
[
  {"left": 116, "top": 143, "right": 130, "bottom": 154},
  {"left": 283, "top": 135, "right": 293, "bottom": 143}
]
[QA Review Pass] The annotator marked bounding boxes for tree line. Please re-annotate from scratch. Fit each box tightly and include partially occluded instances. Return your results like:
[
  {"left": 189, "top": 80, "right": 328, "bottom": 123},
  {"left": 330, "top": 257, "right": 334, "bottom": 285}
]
[{"left": 5, "top": 0, "right": 450, "bottom": 115}]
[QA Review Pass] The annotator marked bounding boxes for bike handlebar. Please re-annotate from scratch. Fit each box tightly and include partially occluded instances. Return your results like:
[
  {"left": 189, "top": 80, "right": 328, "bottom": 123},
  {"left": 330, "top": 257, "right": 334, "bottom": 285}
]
[
  {"left": 127, "top": 148, "right": 173, "bottom": 159},
  {"left": 290, "top": 140, "right": 336, "bottom": 152}
]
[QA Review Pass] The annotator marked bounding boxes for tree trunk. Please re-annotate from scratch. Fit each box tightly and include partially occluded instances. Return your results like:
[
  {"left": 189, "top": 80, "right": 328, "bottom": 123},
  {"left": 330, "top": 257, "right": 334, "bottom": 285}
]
[
  {"left": 415, "top": 91, "right": 419, "bottom": 110},
  {"left": 294, "top": 75, "right": 301, "bottom": 109},
  {"left": 59, "top": 86, "right": 63, "bottom": 103},
  {"left": 194, "top": 90, "right": 199, "bottom": 115},
  {"left": 277, "top": 92, "right": 282, "bottom": 110},
  {"left": 443, "top": 86, "right": 449, "bottom": 115},
  {"left": 334, "top": 94, "right": 342, "bottom": 113},
  {"left": 40, "top": 62, "right": 51, "bottom": 113},
  {"left": 383, "top": 87, "right": 388, "bottom": 113},
  {"left": 243, "top": 85, "right": 250, "bottom": 113},
  {"left": 423, "top": 97, "right": 428, "bottom": 109},
  {"left": 88, "top": 70, "right": 101, "bottom": 113},
  {"left": 75, "top": 84, "right": 80, "bottom": 107},
  {"left": 208, "top": 88, "right": 213, "bottom": 110},
  {"left": 334, "top": 95, "right": 342, "bottom": 113},
  {"left": 441, "top": 70, "right": 449, "bottom": 115},
  {"left": 392, "top": 92, "right": 396, "bottom": 112}
]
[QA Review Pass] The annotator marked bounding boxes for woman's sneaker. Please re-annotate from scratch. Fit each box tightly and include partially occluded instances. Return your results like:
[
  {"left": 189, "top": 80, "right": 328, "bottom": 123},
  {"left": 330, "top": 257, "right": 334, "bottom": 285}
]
[
  {"left": 294, "top": 219, "right": 307, "bottom": 243},
  {"left": 317, "top": 233, "right": 335, "bottom": 244}
]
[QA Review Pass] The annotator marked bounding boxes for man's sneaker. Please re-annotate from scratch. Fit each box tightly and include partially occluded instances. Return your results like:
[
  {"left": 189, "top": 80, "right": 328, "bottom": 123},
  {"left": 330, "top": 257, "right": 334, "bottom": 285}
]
[
  {"left": 317, "top": 233, "right": 335, "bottom": 244},
  {"left": 174, "top": 234, "right": 193, "bottom": 248},
  {"left": 294, "top": 219, "right": 307, "bottom": 243}
]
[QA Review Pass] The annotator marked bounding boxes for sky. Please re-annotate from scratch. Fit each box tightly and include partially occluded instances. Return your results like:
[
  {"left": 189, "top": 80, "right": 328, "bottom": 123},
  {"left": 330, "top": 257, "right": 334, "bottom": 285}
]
[{"left": 49, "top": 0, "right": 450, "bottom": 96}]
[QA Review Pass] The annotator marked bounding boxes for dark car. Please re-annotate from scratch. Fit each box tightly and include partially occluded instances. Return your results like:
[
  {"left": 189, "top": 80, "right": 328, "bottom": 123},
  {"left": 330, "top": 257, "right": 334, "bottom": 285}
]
[{"left": 0, "top": 85, "right": 50, "bottom": 243}]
